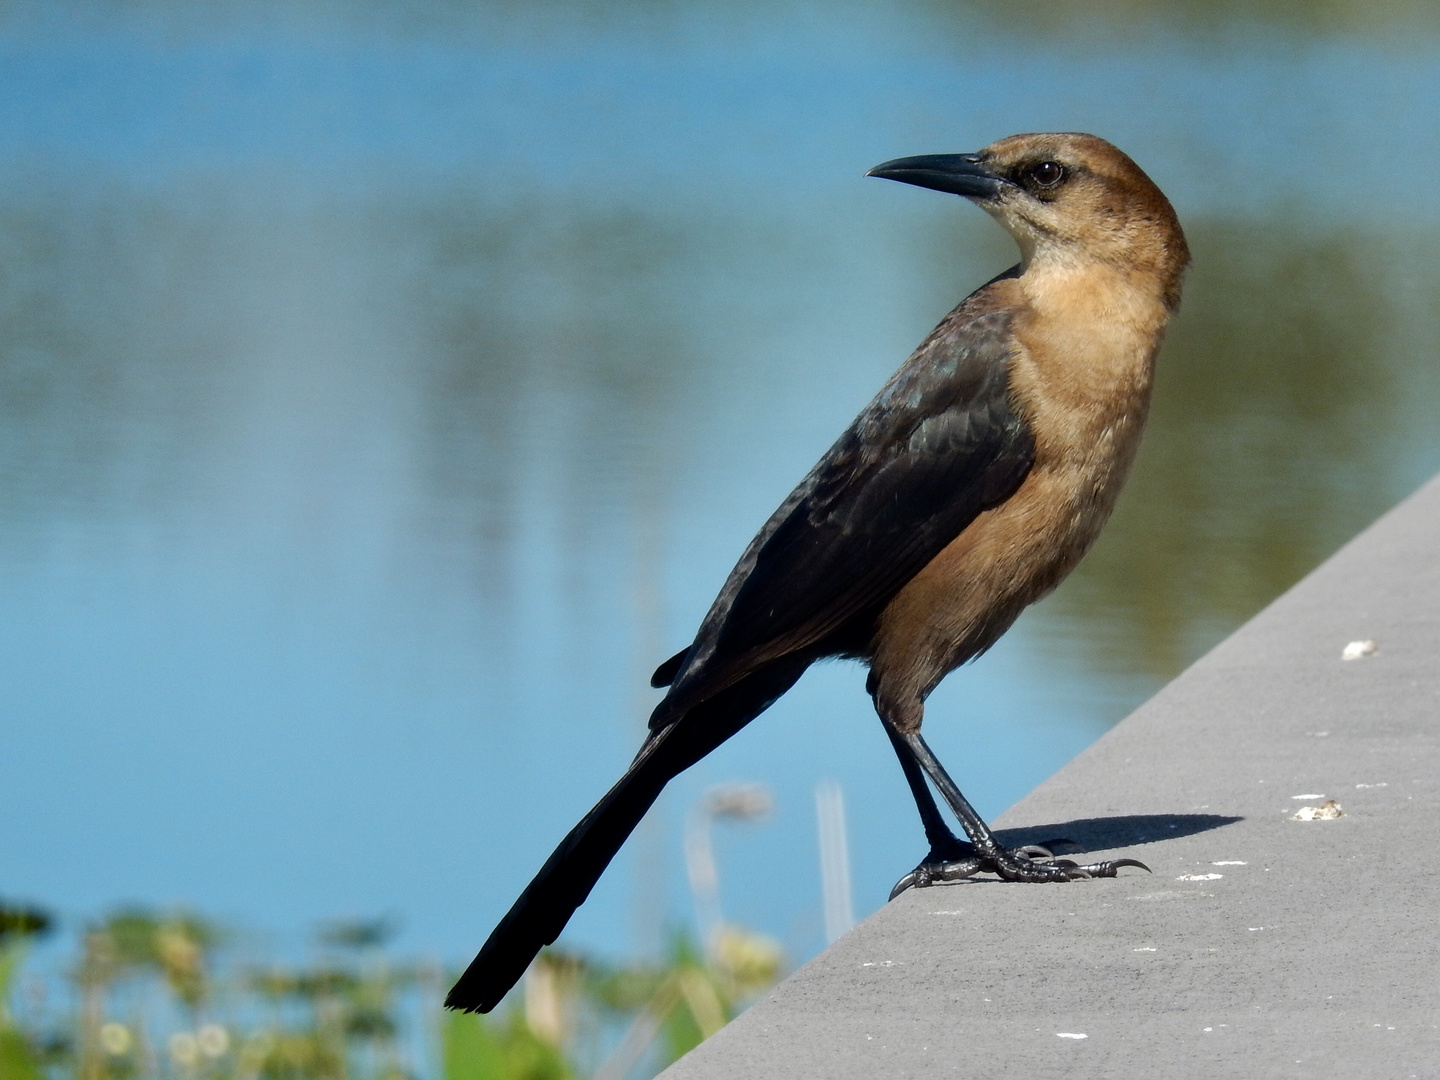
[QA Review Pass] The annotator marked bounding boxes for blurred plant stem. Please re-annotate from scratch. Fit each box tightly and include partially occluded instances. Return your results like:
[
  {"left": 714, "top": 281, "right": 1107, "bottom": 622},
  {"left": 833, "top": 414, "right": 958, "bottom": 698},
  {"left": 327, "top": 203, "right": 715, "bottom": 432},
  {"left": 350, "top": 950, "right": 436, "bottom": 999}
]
[{"left": 1, "top": 902, "right": 52, "bottom": 1080}]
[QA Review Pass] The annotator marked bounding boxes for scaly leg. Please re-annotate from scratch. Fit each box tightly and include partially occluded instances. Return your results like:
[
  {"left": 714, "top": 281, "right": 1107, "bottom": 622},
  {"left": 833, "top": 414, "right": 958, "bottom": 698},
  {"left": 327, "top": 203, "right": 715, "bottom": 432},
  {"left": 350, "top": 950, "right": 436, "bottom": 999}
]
[{"left": 887, "top": 725, "right": 1146, "bottom": 896}]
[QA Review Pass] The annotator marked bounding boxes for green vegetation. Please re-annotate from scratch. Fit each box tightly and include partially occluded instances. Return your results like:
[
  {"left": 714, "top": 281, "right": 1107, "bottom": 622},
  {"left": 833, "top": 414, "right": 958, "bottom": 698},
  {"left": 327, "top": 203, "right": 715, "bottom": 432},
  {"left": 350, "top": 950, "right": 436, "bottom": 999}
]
[{"left": 0, "top": 903, "right": 782, "bottom": 1080}]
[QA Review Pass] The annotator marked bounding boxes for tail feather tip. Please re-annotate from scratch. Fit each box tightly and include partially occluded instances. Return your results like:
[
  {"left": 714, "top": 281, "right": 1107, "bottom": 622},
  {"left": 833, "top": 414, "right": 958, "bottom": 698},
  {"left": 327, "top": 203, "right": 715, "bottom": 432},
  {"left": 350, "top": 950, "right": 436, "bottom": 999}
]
[{"left": 443, "top": 978, "right": 497, "bottom": 1014}]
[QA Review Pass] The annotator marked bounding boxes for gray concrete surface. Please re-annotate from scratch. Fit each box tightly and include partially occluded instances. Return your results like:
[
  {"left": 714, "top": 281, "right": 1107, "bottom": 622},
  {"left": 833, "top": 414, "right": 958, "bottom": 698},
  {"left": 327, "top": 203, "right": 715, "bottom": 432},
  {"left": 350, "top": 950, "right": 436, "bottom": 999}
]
[{"left": 661, "top": 473, "right": 1440, "bottom": 1079}]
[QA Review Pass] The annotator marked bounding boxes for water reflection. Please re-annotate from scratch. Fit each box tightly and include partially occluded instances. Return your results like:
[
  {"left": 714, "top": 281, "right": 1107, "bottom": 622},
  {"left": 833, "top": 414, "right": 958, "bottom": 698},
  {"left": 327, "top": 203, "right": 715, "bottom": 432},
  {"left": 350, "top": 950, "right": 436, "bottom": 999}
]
[
  {"left": 401, "top": 198, "right": 698, "bottom": 631},
  {"left": 0, "top": 0, "right": 1438, "bottom": 981},
  {"left": 951, "top": 0, "right": 1440, "bottom": 38}
]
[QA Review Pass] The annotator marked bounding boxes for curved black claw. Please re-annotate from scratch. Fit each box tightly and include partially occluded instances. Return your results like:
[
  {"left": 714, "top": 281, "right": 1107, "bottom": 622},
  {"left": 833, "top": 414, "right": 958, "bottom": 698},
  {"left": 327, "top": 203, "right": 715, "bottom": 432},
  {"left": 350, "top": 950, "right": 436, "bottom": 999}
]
[
  {"left": 1069, "top": 857, "right": 1151, "bottom": 878},
  {"left": 1010, "top": 844, "right": 1056, "bottom": 860},
  {"left": 888, "top": 837, "right": 982, "bottom": 898},
  {"left": 889, "top": 855, "right": 984, "bottom": 900},
  {"left": 888, "top": 873, "right": 918, "bottom": 901}
]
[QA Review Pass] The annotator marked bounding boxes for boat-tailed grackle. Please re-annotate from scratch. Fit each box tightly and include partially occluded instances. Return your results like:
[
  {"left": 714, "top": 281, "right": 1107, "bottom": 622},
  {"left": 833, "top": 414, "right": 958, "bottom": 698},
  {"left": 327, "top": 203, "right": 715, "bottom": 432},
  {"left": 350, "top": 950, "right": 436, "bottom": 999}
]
[{"left": 447, "top": 132, "right": 1190, "bottom": 1013}]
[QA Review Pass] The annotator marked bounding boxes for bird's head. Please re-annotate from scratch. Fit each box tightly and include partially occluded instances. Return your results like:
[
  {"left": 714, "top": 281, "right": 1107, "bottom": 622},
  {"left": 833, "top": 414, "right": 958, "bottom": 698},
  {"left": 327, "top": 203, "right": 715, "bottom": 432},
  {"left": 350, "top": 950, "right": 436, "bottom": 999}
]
[{"left": 868, "top": 132, "right": 1189, "bottom": 308}]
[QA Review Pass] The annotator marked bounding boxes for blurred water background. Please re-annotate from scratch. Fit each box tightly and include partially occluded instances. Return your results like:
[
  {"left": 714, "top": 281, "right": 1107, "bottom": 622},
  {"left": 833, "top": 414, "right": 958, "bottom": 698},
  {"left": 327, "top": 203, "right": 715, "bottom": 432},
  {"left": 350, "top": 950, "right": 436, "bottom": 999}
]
[{"left": 3, "top": 0, "right": 1440, "bottom": 1003}]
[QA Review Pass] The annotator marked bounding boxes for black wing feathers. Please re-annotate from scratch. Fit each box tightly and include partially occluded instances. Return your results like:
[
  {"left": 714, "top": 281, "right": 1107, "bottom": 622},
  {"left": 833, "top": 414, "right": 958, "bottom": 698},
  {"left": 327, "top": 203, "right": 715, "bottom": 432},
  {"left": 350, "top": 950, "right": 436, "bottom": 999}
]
[
  {"left": 650, "top": 648, "right": 687, "bottom": 688},
  {"left": 656, "top": 301, "right": 1034, "bottom": 724}
]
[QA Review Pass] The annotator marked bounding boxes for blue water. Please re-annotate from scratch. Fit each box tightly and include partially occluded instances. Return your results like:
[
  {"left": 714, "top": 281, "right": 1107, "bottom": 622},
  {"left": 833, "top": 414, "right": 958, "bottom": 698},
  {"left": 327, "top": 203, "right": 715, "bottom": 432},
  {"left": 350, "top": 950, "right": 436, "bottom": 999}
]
[{"left": 2, "top": 0, "right": 1439, "bottom": 981}]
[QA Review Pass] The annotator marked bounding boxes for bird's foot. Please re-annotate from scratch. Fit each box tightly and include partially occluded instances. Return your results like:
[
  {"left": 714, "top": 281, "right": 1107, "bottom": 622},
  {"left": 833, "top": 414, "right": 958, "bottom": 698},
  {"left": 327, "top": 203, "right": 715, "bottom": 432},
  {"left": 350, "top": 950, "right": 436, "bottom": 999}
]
[
  {"left": 889, "top": 840, "right": 1147, "bottom": 898},
  {"left": 888, "top": 834, "right": 986, "bottom": 899},
  {"left": 981, "top": 846, "right": 1150, "bottom": 883},
  {"left": 888, "top": 854, "right": 983, "bottom": 900}
]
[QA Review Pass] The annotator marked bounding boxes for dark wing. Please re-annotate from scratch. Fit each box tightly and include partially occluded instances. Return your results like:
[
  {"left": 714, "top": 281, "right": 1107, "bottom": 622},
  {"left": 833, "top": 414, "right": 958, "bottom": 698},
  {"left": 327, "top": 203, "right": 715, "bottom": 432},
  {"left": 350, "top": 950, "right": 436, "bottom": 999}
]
[{"left": 653, "top": 296, "right": 1034, "bottom": 725}]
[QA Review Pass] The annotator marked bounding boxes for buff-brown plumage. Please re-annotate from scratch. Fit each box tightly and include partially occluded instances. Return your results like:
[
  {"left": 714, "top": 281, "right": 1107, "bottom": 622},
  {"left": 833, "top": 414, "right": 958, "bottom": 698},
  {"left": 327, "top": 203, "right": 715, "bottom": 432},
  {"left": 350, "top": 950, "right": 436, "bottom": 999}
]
[{"left": 870, "top": 133, "right": 1189, "bottom": 729}]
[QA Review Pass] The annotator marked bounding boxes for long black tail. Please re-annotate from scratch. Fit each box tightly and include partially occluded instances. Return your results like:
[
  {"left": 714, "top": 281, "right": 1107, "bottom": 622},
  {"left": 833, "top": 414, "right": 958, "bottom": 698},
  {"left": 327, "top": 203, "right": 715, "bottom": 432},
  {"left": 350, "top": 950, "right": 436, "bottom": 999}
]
[
  {"left": 444, "top": 733, "right": 673, "bottom": 1012},
  {"left": 445, "top": 656, "right": 811, "bottom": 1013}
]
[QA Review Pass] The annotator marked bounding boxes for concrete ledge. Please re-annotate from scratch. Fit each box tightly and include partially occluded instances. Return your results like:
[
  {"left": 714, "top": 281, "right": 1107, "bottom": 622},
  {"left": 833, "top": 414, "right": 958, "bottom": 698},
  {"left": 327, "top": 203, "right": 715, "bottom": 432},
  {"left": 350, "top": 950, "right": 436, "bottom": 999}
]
[{"left": 662, "top": 473, "right": 1440, "bottom": 1079}]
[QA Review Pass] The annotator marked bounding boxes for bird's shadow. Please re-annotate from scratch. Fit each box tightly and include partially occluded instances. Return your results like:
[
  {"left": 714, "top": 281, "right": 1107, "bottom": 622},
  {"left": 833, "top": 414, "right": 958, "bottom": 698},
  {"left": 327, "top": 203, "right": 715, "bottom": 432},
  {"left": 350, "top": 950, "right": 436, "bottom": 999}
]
[{"left": 994, "top": 813, "right": 1243, "bottom": 854}]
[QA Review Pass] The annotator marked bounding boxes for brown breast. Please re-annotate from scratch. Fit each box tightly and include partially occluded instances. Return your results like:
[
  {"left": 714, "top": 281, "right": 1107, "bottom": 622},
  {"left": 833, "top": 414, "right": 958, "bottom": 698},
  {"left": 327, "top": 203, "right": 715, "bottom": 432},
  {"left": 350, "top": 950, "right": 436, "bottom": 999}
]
[{"left": 868, "top": 265, "right": 1174, "bottom": 726}]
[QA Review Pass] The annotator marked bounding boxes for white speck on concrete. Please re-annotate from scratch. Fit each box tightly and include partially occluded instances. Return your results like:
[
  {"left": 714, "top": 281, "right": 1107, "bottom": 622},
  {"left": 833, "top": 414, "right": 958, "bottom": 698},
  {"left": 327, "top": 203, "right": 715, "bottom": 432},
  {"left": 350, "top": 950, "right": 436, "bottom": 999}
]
[
  {"left": 1355, "top": 782, "right": 1388, "bottom": 788},
  {"left": 1342, "top": 639, "right": 1378, "bottom": 660},
  {"left": 1177, "top": 873, "right": 1223, "bottom": 881},
  {"left": 1055, "top": 1033, "right": 1087, "bottom": 1040},
  {"left": 1212, "top": 861, "right": 1247, "bottom": 865},
  {"left": 1291, "top": 800, "right": 1345, "bottom": 821},
  {"left": 1291, "top": 793, "right": 1326, "bottom": 799}
]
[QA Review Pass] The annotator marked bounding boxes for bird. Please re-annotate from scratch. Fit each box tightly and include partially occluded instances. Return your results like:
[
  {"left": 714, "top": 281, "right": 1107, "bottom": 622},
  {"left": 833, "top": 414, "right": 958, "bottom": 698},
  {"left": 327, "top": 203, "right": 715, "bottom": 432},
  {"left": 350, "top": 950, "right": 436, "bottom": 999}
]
[{"left": 446, "top": 132, "right": 1189, "bottom": 1014}]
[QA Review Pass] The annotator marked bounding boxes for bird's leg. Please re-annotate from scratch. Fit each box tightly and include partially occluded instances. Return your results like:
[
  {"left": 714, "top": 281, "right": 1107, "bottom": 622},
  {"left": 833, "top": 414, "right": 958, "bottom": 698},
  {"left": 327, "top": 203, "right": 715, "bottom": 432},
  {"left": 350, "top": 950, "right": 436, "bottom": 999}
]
[
  {"left": 879, "top": 702, "right": 1068, "bottom": 896},
  {"left": 884, "top": 723, "right": 982, "bottom": 898},
  {"left": 887, "top": 727, "right": 1147, "bottom": 895},
  {"left": 884, "top": 726, "right": 1065, "bottom": 897}
]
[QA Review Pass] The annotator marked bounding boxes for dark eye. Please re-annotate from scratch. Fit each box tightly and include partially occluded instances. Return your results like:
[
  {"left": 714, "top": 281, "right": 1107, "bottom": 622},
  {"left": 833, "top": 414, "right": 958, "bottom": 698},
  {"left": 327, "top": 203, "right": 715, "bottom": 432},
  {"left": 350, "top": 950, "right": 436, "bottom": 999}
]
[{"left": 1030, "top": 161, "right": 1065, "bottom": 188}]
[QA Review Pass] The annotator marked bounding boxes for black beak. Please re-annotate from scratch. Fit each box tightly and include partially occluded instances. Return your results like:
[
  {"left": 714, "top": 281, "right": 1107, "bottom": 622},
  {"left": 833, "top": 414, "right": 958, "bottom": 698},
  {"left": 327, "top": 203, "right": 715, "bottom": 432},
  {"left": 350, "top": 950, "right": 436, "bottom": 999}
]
[{"left": 866, "top": 153, "right": 1005, "bottom": 200}]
